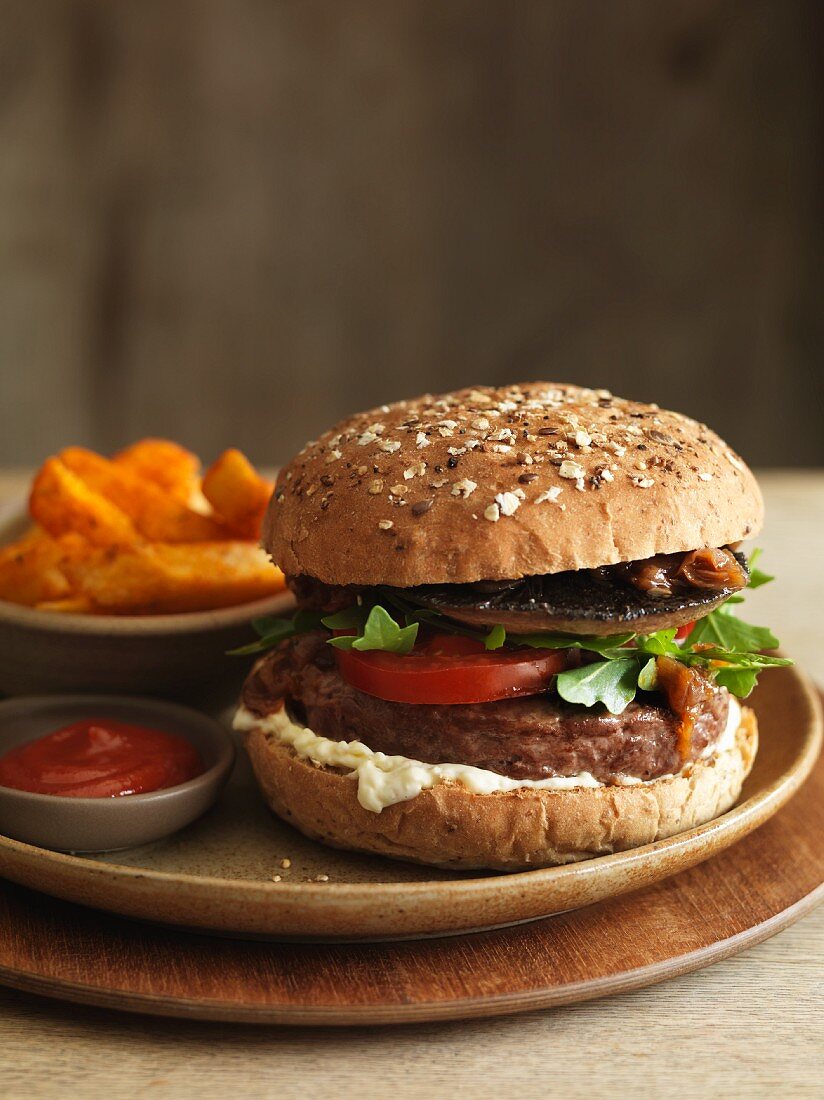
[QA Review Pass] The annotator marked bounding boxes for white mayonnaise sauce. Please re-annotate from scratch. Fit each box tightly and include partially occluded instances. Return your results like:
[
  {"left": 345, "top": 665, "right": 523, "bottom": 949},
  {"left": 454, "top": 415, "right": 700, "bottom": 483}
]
[{"left": 234, "top": 696, "right": 741, "bottom": 813}]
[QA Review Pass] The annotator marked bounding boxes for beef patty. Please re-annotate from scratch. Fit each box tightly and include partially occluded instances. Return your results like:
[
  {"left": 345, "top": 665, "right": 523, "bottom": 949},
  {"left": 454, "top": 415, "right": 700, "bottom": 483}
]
[{"left": 241, "top": 633, "right": 731, "bottom": 783}]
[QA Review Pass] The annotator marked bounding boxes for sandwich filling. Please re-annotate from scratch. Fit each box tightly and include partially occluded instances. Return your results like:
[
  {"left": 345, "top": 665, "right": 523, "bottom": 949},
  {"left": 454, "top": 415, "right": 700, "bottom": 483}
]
[{"left": 235, "top": 546, "right": 787, "bottom": 812}]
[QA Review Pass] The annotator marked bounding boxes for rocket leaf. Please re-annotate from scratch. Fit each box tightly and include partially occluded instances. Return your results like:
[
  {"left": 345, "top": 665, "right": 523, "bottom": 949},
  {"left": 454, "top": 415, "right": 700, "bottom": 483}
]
[
  {"left": 328, "top": 604, "right": 419, "bottom": 654},
  {"left": 555, "top": 658, "right": 640, "bottom": 715}
]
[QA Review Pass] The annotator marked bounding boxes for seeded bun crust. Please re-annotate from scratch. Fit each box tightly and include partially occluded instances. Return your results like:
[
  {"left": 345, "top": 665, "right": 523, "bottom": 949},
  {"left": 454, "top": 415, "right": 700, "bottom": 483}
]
[
  {"left": 264, "top": 384, "right": 763, "bottom": 587},
  {"left": 243, "top": 707, "right": 757, "bottom": 871}
]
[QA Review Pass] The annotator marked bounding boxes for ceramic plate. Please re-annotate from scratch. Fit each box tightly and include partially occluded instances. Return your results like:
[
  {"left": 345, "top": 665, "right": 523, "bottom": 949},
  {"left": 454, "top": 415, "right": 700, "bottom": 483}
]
[{"left": 0, "top": 665, "right": 819, "bottom": 941}]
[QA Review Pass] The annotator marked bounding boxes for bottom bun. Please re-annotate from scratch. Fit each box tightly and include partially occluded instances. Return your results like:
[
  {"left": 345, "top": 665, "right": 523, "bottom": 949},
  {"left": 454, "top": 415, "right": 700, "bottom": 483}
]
[{"left": 243, "top": 708, "right": 758, "bottom": 871}]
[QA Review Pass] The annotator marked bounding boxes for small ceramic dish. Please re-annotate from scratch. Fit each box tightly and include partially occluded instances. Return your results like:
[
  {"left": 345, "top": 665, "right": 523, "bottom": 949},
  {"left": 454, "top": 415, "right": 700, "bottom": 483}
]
[
  {"left": 0, "top": 500, "right": 293, "bottom": 700},
  {"left": 0, "top": 695, "right": 235, "bottom": 852}
]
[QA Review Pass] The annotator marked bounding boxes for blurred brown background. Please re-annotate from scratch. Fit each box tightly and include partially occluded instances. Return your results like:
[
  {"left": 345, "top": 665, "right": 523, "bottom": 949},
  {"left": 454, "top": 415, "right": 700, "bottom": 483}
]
[{"left": 0, "top": 0, "right": 821, "bottom": 468}]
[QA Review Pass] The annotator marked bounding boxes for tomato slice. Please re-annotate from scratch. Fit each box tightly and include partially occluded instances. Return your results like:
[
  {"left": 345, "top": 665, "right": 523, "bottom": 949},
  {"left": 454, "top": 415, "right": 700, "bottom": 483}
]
[
  {"left": 675, "top": 622, "right": 696, "bottom": 642},
  {"left": 333, "top": 632, "right": 571, "bottom": 705}
]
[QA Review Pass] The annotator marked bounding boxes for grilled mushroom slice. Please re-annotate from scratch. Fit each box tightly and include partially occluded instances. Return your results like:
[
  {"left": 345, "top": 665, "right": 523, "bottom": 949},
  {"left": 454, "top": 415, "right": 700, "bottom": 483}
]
[{"left": 402, "top": 549, "right": 749, "bottom": 636}]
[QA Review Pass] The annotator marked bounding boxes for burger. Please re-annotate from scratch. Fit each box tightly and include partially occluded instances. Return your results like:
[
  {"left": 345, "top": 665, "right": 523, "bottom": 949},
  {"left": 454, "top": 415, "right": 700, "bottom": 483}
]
[{"left": 234, "top": 384, "right": 790, "bottom": 870}]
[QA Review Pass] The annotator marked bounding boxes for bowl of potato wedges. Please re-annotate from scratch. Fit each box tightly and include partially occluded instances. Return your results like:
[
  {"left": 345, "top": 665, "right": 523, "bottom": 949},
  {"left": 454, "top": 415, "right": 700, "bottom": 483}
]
[{"left": 0, "top": 439, "right": 292, "bottom": 699}]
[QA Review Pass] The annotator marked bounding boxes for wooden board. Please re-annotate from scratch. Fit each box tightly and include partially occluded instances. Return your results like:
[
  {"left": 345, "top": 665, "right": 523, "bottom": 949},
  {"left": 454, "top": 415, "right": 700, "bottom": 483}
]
[{"left": 0, "top": 693, "right": 820, "bottom": 1025}]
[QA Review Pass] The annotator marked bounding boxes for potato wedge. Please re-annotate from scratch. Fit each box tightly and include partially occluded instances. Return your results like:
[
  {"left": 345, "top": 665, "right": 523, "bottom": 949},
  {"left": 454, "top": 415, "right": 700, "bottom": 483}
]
[
  {"left": 113, "top": 439, "right": 201, "bottom": 501},
  {"left": 0, "top": 525, "right": 41, "bottom": 555},
  {"left": 15, "top": 440, "right": 281, "bottom": 616},
  {"left": 202, "top": 449, "right": 273, "bottom": 539},
  {"left": 29, "top": 458, "right": 138, "bottom": 547},
  {"left": 59, "top": 447, "right": 228, "bottom": 543},
  {"left": 63, "top": 542, "right": 285, "bottom": 614},
  {"left": 0, "top": 528, "right": 74, "bottom": 605}
]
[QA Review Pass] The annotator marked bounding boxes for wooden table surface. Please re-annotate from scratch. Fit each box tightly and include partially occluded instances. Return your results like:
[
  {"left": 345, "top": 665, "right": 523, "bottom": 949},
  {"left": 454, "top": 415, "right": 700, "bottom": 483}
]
[{"left": 0, "top": 470, "right": 821, "bottom": 1100}]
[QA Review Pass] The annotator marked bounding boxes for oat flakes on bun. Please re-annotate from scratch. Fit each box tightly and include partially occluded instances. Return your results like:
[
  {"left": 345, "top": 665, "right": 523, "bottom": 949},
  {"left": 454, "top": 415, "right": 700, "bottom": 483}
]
[{"left": 234, "top": 384, "right": 790, "bottom": 870}]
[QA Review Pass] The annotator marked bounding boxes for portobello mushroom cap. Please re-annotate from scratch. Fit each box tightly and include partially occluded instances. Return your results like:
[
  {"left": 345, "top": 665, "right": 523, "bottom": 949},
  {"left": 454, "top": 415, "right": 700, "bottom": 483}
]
[{"left": 401, "top": 551, "right": 749, "bottom": 635}]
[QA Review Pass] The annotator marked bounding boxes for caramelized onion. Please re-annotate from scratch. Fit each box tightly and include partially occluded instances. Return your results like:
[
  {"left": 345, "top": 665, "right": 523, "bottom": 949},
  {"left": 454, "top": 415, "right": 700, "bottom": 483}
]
[
  {"left": 623, "top": 556, "right": 682, "bottom": 598},
  {"left": 654, "top": 656, "right": 720, "bottom": 762},
  {"left": 622, "top": 547, "right": 748, "bottom": 600},
  {"left": 677, "top": 547, "right": 748, "bottom": 590}
]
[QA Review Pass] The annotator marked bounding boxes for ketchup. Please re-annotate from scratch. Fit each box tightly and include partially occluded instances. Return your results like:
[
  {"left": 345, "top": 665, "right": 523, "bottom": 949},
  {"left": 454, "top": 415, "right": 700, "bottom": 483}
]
[{"left": 0, "top": 719, "right": 203, "bottom": 798}]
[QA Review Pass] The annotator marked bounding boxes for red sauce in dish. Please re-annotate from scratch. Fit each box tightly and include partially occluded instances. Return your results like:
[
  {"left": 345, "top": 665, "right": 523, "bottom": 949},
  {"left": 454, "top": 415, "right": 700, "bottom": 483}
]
[{"left": 0, "top": 719, "right": 203, "bottom": 798}]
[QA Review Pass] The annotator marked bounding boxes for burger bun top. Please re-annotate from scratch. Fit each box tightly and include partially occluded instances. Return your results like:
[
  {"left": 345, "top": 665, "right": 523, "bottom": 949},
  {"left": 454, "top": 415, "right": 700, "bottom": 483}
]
[{"left": 263, "top": 383, "right": 763, "bottom": 587}]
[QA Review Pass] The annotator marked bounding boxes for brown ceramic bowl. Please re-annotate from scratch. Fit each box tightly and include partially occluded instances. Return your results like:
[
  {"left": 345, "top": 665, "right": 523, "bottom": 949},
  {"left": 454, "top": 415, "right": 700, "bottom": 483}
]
[
  {"left": 0, "top": 502, "right": 293, "bottom": 701},
  {"left": 0, "top": 695, "right": 235, "bottom": 852}
]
